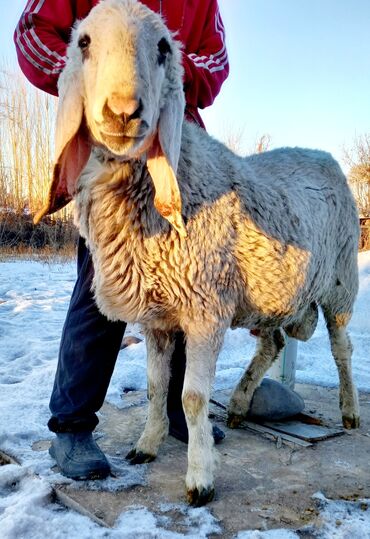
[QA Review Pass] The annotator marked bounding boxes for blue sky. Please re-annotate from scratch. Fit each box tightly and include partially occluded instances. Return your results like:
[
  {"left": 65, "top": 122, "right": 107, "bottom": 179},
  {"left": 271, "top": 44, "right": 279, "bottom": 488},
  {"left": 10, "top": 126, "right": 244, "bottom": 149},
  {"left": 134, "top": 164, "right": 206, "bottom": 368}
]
[
  {"left": 204, "top": 0, "right": 370, "bottom": 163},
  {"left": 2, "top": 0, "right": 370, "bottom": 165}
]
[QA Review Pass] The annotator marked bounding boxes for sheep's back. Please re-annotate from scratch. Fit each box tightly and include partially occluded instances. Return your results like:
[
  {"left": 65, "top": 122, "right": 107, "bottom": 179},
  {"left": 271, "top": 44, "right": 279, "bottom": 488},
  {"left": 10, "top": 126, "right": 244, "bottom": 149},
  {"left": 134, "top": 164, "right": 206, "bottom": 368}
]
[
  {"left": 232, "top": 148, "right": 359, "bottom": 319},
  {"left": 179, "top": 126, "right": 359, "bottom": 321}
]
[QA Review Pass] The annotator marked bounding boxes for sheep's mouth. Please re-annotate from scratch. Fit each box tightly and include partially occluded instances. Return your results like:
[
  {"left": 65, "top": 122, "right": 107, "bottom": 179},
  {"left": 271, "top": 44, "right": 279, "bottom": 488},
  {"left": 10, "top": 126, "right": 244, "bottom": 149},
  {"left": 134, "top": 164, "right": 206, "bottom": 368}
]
[
  {"left": 97, "top": 116, "right": 150, "bottom": 152},
  {"left": 99, "top": 131, "right": 145, "bottom": 147}
]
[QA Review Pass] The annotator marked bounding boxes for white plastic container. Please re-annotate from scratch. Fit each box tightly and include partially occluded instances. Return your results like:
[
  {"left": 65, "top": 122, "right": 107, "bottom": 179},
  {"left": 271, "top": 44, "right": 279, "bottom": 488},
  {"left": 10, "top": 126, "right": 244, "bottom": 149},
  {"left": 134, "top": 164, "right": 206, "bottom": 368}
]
[{"left": 267, "top": 336, "right": 298, "bottom": 390}]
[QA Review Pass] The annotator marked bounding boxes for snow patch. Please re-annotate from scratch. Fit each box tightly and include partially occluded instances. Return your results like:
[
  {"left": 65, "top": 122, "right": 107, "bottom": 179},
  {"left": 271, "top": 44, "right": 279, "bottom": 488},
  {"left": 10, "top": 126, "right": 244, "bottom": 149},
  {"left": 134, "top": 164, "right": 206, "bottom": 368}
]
[{"left": 0, "top": 252, "right": 369, "bottom": 537}]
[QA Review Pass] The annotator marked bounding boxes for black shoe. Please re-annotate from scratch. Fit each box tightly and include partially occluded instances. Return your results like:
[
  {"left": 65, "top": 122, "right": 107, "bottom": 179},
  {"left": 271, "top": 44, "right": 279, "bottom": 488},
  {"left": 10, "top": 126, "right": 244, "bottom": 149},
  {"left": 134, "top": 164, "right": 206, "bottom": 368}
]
[
  {"left": 49, "top": 432, "right": 111, "bottom": 480},
  {"left": 168, "top": 410, "right": 225, "bottom": 445}
]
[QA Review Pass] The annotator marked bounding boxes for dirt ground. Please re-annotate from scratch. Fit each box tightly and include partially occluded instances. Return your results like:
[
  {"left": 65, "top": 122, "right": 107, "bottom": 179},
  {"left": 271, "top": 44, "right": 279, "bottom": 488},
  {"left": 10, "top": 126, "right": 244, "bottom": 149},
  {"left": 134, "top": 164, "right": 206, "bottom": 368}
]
[{"left": 45, "top": 384, "right": 370, "bottom": 537}]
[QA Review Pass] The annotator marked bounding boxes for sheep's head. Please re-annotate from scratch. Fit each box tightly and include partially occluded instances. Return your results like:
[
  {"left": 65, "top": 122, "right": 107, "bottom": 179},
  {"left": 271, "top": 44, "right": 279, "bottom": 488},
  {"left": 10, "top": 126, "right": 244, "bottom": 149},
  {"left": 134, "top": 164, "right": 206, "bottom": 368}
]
[{"left": 35, "top": 0, "right": 186, "bottom": 236}]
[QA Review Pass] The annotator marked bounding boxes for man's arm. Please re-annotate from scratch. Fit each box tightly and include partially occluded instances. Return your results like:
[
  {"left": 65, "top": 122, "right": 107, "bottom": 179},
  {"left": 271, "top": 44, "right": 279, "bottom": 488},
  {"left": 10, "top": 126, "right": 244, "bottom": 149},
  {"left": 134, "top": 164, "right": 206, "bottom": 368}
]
[
  {"left": 14, "top": 0, "right": 78, "bottom": 95},
  {"left": 182, "top": 0, "right": 229, "bottom": 110},
  {"left": 14, "top": 0, "right": 229, "bottom": 109}
]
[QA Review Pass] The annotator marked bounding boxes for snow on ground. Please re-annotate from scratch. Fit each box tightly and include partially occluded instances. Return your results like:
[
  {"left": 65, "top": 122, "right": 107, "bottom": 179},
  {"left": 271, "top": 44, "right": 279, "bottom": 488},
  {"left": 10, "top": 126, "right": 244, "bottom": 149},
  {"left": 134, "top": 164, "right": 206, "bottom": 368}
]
[
  {"left": 0, "top": 464, "right": 221, "bottom": 539},
  {"left": 0, "top": 252, "right": 369, "bottom": 538},
  {"left": 236, "top": 494, "right": 370, "bottom": 539}
]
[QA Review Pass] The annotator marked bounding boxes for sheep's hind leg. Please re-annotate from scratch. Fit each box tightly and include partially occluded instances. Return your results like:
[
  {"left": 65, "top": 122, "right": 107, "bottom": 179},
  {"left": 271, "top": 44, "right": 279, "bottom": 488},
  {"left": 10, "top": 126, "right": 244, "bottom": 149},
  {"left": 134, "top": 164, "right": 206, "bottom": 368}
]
[
  {"left": 323, "top": 309, "right": 360, "bottom": 429},
  {"left": 227, "top": 328, "right": 285, "bottom": 428},
  {"left": 183, "top": 323, "right": 228, "bottom": 507},
  {"left": 126, "top": 329, "right": 175, "bottom": 464}
]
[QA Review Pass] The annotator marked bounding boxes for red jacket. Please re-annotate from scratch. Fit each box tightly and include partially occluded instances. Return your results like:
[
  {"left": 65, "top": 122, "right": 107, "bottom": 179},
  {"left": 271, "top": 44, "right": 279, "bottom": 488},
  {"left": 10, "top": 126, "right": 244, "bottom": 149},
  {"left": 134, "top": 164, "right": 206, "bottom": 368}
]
[{"left": 14, "top": 0, "right": 229, "bottom": 126}]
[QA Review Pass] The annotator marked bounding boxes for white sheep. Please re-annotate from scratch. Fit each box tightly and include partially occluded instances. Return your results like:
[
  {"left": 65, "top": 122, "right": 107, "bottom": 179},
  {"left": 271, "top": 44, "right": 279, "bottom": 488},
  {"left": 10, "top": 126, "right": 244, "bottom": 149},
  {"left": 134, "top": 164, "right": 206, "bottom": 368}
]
[{"left": 35, "top": 0, "right": 360, "bottom": 506}]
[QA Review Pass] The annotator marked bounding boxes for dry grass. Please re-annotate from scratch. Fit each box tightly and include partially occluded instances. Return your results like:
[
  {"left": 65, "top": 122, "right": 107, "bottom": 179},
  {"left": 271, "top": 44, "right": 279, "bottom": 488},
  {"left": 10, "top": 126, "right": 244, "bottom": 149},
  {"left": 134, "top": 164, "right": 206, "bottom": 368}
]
[
  {"left": 0, "top": 211, "right": 77, "bottom": 260},
  {"left": 0, "top": 245, "right": 76, "bottom": 263},
  {"left": 0, "top": 64, "right": 76, "bottom": 257}
]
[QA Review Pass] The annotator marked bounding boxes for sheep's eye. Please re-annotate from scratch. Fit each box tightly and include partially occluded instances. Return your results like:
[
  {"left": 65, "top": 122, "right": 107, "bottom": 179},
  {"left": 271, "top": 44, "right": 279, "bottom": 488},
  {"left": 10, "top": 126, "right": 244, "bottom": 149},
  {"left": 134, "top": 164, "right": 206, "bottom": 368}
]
[
  {"left": 78, "top": 35, "right": 91, "bottom": 50},
  {"left": 157, "top": 37, "right": 171, "bottom": 65}
]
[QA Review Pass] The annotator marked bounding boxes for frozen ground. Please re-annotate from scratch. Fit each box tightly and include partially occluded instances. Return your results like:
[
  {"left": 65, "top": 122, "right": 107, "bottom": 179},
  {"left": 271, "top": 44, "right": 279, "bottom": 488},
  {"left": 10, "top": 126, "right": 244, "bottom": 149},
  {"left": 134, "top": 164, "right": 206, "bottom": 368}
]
[{"left": 0, "top": 252, "right": 369, "bottom": 538}]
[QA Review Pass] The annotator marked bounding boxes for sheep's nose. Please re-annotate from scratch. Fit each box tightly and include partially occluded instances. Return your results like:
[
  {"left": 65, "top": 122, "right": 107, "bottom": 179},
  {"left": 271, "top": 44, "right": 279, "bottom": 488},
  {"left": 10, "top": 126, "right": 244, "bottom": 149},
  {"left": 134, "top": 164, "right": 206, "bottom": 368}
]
[{"left": 106, "top": 94, "right": 143, "bottom": 120}]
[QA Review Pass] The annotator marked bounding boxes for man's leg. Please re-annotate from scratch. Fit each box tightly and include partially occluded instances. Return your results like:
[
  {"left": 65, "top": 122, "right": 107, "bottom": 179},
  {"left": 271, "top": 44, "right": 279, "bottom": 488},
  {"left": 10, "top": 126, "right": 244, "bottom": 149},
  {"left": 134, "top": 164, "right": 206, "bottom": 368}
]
[{"left": 48, "top": 238, "right": 126, "bottom": 479}]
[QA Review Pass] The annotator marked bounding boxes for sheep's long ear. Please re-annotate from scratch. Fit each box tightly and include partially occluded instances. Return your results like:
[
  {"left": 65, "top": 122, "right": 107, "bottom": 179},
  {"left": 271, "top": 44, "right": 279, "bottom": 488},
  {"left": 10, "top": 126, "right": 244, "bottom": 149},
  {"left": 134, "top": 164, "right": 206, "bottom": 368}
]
[
  {"left": 34, "top": 73, "right": 91, "bottom": 224},
  {"left": 147, "top": 88, "right": 187, "bottom": 238}
]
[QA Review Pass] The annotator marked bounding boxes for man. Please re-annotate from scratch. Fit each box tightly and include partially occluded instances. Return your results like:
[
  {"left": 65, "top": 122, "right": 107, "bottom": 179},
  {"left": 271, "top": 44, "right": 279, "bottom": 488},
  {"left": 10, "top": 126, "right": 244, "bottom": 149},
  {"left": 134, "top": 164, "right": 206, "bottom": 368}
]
[{"left": 14, "top": 0, "right": 229, "bottom": 480}]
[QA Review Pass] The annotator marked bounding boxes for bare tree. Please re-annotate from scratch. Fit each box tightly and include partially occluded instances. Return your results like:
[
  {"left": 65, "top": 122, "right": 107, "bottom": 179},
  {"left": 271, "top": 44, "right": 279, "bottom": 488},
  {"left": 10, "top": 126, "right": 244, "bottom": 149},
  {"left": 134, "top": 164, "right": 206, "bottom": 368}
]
[
  {"left": 0, "top": 65, "right": 55, "bottom": 214},
  {"left": 344, "top": 134, "right": 370, "bottom": 216},
  {"left": 223, "top": 126, "right": 272, "bottom": 157},
  {"left": 255, "top": 133, "right": 271, "bottom": 154}
]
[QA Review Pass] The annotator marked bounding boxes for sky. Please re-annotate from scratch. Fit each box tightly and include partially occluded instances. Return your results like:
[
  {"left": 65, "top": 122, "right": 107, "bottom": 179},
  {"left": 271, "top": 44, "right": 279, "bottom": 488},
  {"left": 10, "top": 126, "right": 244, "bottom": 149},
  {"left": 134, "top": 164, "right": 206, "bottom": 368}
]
[
  {"left": 1, "top": 0, "right": 370, "bottom": 166},
  {"left": 204, "top": 0, "right": 370, "bottom": 162}
]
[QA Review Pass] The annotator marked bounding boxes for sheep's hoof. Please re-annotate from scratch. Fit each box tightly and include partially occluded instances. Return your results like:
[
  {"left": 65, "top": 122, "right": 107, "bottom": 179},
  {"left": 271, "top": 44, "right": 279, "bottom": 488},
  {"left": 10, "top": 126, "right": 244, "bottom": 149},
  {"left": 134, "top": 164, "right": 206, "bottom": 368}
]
[
  {"left": 186, "top": 486, "right": 215, "bottom": 507},
  {"left": 226, "top": 412, "right": 244, "bottom": 429},
  {"left": 342, "top": 415, "right": 360, "bottom": 429},
  {"left": 125, "top": 448, "right": 156, "bottom": 464}
]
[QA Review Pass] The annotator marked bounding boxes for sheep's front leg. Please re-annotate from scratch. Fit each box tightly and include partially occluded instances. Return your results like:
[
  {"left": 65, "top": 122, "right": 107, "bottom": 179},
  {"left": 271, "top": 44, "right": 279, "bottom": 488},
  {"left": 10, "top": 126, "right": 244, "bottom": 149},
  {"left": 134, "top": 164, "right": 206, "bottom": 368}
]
[
  {"left": 228, "top": 328, "right": 285, "bottom": 428},
  {"left": 183, "top": 324, "right": 227, "bottom": 507},
  {"left": 126, "top": 329, "right": 175, "bottom": 464}
]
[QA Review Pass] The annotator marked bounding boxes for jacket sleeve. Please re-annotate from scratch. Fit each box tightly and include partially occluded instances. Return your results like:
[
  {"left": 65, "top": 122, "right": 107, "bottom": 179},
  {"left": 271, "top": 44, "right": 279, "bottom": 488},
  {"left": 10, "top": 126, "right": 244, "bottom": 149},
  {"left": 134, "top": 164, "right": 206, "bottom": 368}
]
[
  {"left": 13, "top": 0, "right": 76, "bottom": 96},
  {"left": 14, "top": 0, "right": 229, "bottom": 106},
  {"left": 182, "top": 0, "right": 229, "bottom": 110}
]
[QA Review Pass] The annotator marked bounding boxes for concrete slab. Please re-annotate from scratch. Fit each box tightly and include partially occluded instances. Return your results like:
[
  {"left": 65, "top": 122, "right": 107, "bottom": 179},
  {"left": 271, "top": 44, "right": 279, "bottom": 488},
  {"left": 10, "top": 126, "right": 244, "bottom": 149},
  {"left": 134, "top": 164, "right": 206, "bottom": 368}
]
[{"left": 52, "top": 384, "right": 370, "bottom": 537}]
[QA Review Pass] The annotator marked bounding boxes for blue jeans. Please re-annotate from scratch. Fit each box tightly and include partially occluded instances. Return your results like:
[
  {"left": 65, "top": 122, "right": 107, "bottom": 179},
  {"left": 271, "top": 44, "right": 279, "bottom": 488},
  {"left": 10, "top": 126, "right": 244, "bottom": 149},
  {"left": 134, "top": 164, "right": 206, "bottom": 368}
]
[{"left": 48, "top": 238, "right": 185, "bottom": 433}]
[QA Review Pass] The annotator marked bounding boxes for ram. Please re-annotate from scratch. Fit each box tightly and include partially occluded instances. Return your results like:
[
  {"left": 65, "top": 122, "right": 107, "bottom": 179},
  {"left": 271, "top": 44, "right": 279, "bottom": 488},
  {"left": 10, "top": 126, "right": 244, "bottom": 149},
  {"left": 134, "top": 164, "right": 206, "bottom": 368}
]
[{"left": 36, "top": 0, "right": 360, "bottom": 506}]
